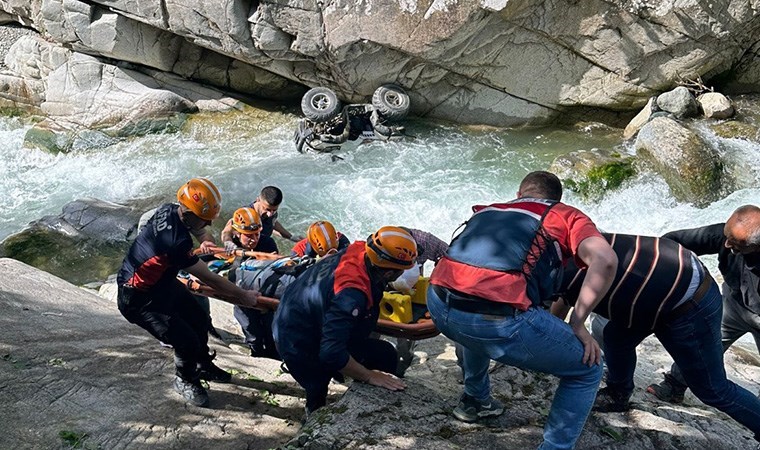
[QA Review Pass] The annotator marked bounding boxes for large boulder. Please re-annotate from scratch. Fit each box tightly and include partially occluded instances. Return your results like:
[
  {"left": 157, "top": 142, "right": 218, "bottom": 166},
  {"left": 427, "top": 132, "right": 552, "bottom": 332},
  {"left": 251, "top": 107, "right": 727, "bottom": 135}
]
[
  {"left": 550, "top": 149, "right": 637, "bottom": 200},
  {"left": 3, "top": 0, "right": 760, "bottom": 126},
  {"left": 656, "top": 87, "right": 699, "bottom": 119},
  {"left": 0, "top": 196, "right": 163, "bottom": 284},
  {"left": 635, "top": 117, "right": 724, "bottom": 207}
]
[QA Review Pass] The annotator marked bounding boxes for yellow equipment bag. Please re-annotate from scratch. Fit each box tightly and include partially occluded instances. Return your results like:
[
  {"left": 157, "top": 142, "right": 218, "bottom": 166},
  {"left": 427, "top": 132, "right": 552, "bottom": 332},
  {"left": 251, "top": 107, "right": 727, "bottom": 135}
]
[
  {"left": 379, "top": 292, "right": 413, "bottom": 323},
  {"left": 411, "top": 276, "right": 429, "bottom": 305}
]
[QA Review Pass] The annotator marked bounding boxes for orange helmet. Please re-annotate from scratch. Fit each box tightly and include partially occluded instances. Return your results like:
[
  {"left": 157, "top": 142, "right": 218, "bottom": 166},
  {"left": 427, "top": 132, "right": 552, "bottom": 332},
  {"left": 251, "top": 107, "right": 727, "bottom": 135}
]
[
  {"left": 232, "top": 207, "right": 262, "bottom": 235},
  {"left": 176, "top": 178, "right": 222, "bottom": 221},
  {"left": 365, "top": 226, "right": 417, "bottom": 270},
  {"left": 307, "top": 221, "right": 339, "bottom": 257}
]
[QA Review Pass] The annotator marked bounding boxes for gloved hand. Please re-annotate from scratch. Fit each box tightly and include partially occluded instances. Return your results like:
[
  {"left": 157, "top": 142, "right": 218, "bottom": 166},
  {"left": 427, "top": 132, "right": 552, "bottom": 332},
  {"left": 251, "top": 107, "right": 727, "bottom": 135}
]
[{"left": 223, "top": 240, "right": 237, "bottom": 254}]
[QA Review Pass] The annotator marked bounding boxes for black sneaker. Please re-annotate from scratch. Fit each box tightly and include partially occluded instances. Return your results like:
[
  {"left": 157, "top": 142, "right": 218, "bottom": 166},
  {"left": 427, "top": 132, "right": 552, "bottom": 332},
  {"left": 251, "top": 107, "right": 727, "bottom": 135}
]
[
  {"left": 646, "top": 376, "right": 686, "bottom": 404},
  {"left": 452, "top": 393, "right": 505, "bottom": 422},
  {"left": 199, "top": 362, "right": 232, "bottom": 383},
  {"left": 593, "top": 386, "right": 631, "bottom": 412},
  {"left": 174, "top": 376, "right": 209, "bottom": 407}
]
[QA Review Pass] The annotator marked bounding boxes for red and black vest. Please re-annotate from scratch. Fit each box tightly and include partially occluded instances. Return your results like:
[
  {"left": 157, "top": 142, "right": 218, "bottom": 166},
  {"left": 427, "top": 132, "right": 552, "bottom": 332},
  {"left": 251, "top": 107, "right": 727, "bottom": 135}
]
[{"left": 435, "top": 198, "right": 563, "bottom": 307}]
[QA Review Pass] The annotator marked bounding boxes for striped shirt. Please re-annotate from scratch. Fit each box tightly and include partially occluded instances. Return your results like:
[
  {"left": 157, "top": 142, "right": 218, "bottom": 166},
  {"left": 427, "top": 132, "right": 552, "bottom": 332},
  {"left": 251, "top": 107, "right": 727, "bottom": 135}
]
[{"left": 558, "top": 233, "right": 700, "bottom": 329}]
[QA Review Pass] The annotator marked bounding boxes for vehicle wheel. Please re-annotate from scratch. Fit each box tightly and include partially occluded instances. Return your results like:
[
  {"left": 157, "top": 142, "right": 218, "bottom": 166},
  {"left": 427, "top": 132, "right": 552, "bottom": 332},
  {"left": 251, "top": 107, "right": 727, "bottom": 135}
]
[
  {"left": 301, "top": 87, "right": 342, "bottom": 122},
  {"left": 372, "top": 84, "right": 410, "bottom": 121}
]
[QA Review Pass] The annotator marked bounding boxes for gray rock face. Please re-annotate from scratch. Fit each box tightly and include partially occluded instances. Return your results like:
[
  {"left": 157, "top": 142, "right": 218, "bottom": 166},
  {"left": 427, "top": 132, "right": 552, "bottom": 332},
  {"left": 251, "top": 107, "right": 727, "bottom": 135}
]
[
  {"left": 635, "top": 116, "right": 724, "bottom": 207},
  {"left": 3, "top": 0, "right": 760, "bottom": 126},
  {"left": 3, "top": 35, "right": 264, "bottom": 152},
  {"left": 0, "top": 196, "right": 164, "bottom": 284},
  {"left": 0, "top": 258, "right": 302, "bottom": 449}
]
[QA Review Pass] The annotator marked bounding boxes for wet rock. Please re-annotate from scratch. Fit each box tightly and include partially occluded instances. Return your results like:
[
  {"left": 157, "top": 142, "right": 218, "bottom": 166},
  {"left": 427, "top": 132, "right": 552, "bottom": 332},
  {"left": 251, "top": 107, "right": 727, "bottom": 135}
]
[
  {"left": 635, "top": 117, "right": 724, "bottom": 207},
  {"left": 656, "top": 87, "right": 699, "bottom": 119},
  {"left": 0, "top": 196, "right": 164, "bottom": 284},
  {"left": 698, "top": 93, "right": 735, "bottom": 119},
  {"left": 710, "top": 120, "right": 759, "bottom": 141},
  {"left": 550, "top": 149, "right": 637, "bottom": 200},
  {"left": 623, "top": 97, "right": 658, "bottom": 140}
]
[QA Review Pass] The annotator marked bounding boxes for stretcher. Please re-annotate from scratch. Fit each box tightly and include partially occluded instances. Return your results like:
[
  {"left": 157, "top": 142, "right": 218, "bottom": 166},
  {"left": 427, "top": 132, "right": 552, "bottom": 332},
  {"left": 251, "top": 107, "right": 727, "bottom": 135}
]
[{"left": 178, "top": 271, "right": 440, "bottom": 341}]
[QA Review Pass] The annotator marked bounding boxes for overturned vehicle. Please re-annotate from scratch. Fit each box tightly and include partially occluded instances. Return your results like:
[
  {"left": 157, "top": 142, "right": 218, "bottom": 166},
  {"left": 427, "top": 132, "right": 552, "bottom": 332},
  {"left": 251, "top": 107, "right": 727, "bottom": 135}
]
[{"left": 294, "top": 85, "right": 410, "bottom": 153}]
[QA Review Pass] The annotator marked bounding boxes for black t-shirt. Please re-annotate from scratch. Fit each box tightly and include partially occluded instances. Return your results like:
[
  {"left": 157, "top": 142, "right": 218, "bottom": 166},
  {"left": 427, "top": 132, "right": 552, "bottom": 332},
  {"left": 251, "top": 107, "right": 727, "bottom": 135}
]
[{"left": 117, "top": 203, "right": 199, "bottom": 290}]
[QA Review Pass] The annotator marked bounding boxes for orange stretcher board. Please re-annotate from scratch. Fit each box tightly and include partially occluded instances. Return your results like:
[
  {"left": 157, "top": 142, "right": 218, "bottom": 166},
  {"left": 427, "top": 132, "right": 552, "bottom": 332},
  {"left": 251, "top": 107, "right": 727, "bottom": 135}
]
[{"left": 177, "top": 277, "right": 440, "bottom": 341}]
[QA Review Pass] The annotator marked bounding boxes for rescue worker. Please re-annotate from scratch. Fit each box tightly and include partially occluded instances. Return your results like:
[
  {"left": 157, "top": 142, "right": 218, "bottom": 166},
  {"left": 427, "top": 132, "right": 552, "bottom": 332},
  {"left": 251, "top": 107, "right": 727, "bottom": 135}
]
[
  {"left": 428, "top": 171, "right": 617, "bottom": 450},
  {"left": 226, "top": 206, "right": 265, "bottom": 252},
  {"left": 117, "top": 178, "right": 259, "bottom": 408},
  {"left": 221, "top": 186, "right": 301, "bottom": 254},
  {"left": 552, "top": 233, "right": 760, "bottom": 444},
  {"left": 291, "top": 220, "right": 350, "bottom": 258},
  {"left": 226, "top": 207, "right": 281, "bottom": 359},
  {"left": 273, "top": 226, "right": 416, "bottom": 414}
]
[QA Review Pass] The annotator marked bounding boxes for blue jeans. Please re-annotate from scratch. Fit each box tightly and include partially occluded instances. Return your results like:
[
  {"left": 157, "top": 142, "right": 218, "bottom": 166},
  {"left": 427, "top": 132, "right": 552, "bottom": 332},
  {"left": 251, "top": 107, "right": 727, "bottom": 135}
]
[
  {"left": 428, "top": 287, "right": 602, "bottom": 450},
  {"left": 604, "top": 282, "right": 760, "bottom": 440}
]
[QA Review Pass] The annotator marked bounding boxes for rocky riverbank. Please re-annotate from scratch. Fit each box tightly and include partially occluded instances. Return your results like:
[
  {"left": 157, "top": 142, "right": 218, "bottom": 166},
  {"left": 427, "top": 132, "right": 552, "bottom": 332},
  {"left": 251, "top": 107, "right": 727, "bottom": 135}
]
[{"left": 2, "top": 257, "right": 759, "bottom": 449}]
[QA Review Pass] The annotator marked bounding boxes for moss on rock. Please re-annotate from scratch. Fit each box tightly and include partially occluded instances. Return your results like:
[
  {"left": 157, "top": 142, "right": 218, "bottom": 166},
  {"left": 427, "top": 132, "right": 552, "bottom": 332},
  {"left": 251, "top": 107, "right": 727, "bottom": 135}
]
[{"left": 551, "top": 150, "right": 636, "bottom": 200}]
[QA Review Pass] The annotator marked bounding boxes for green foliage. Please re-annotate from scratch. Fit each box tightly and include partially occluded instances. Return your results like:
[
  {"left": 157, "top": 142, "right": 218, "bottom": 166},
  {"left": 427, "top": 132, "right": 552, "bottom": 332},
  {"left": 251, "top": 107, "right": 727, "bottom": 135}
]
[
  {"left": 600, "top": 426, "right": 624, "bottom": 441},
  {"left": 58, "top": 430, "right": 98, "bottom": 449},
  {"left": 259, "top": 389, "right": 280, "bottom": 406}
]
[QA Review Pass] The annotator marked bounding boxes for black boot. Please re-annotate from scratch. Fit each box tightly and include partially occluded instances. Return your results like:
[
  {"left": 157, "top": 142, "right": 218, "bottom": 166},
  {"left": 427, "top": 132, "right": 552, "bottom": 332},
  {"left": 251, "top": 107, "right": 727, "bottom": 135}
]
[
  {"left": 593, "top": 386, "right": 631, "bottom": 412},
  {"left": 646, "top": 373, "right": 686, "bottom": 404},
  {"left": 199, "top": 351, "right": 232, "bottom": 383}
]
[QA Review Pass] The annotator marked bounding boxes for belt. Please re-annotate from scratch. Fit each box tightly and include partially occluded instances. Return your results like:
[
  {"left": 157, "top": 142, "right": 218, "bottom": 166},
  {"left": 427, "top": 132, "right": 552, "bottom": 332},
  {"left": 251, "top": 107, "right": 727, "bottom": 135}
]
[
  {"left": 669, "top": 271, "right": 714, "bottom": 319},
  {"left": 432, "top": 285, "right": 522, "bottom": 316}
]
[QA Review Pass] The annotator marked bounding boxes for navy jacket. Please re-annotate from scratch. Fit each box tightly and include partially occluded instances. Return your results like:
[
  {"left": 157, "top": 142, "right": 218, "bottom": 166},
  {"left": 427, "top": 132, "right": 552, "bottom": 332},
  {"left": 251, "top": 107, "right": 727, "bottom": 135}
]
[{"left": 273, "top": 242, "right": 384, "bottom": 373}]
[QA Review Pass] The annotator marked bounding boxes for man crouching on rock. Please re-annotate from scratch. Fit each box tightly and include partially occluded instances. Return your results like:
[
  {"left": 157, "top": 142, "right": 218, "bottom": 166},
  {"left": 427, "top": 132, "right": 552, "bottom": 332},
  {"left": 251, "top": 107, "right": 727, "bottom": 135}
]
[
  {"left": 273, "top": 226, "right": 413, "bottom": 416},
  {"left": 116, "top": 178, "right": 259, "bottom": 408}
]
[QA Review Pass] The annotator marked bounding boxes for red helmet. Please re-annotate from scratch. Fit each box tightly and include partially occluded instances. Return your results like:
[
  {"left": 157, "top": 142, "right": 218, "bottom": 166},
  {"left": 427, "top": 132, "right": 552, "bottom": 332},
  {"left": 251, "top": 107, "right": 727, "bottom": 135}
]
[
  {"left": 307, "top": 221, "right": 339, "bottom": 257},
  {"left": 365, "top": 226, "right": 417, "bottom": 270}
]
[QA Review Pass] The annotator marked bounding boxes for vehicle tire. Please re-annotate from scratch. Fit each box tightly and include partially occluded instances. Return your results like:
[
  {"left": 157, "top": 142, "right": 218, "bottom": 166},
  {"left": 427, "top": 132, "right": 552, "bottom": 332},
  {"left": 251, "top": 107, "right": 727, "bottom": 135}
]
[
  {"left": 301, "top": 87, "right": 342, "bottom": 122},
  {"left": 372, "top": 84, "right": 410, "bottom": 121}
]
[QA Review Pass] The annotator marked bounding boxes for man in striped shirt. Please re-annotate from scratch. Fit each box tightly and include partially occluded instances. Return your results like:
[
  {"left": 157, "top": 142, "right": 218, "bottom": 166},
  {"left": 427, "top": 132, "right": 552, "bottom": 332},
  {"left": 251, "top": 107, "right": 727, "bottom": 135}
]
[{"left": 553, "top": 232, "right": 760, "bottom": 444}]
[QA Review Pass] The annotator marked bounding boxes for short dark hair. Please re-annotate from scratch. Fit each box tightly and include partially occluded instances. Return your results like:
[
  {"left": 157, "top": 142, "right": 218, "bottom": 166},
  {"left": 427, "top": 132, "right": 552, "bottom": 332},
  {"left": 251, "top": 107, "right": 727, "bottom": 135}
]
[
  {"left": 260, "top": 186, "right": 283, "bottom": 206},
  {"left": 519, "top": 171, "right": 563, "bottom": 201}
]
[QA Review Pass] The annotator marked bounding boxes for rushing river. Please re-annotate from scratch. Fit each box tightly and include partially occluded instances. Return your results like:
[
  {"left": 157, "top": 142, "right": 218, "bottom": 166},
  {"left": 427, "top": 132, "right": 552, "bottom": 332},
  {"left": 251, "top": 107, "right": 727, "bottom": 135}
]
[{"left": 2, "top": 108, "right": 760, "bottom": 273}]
